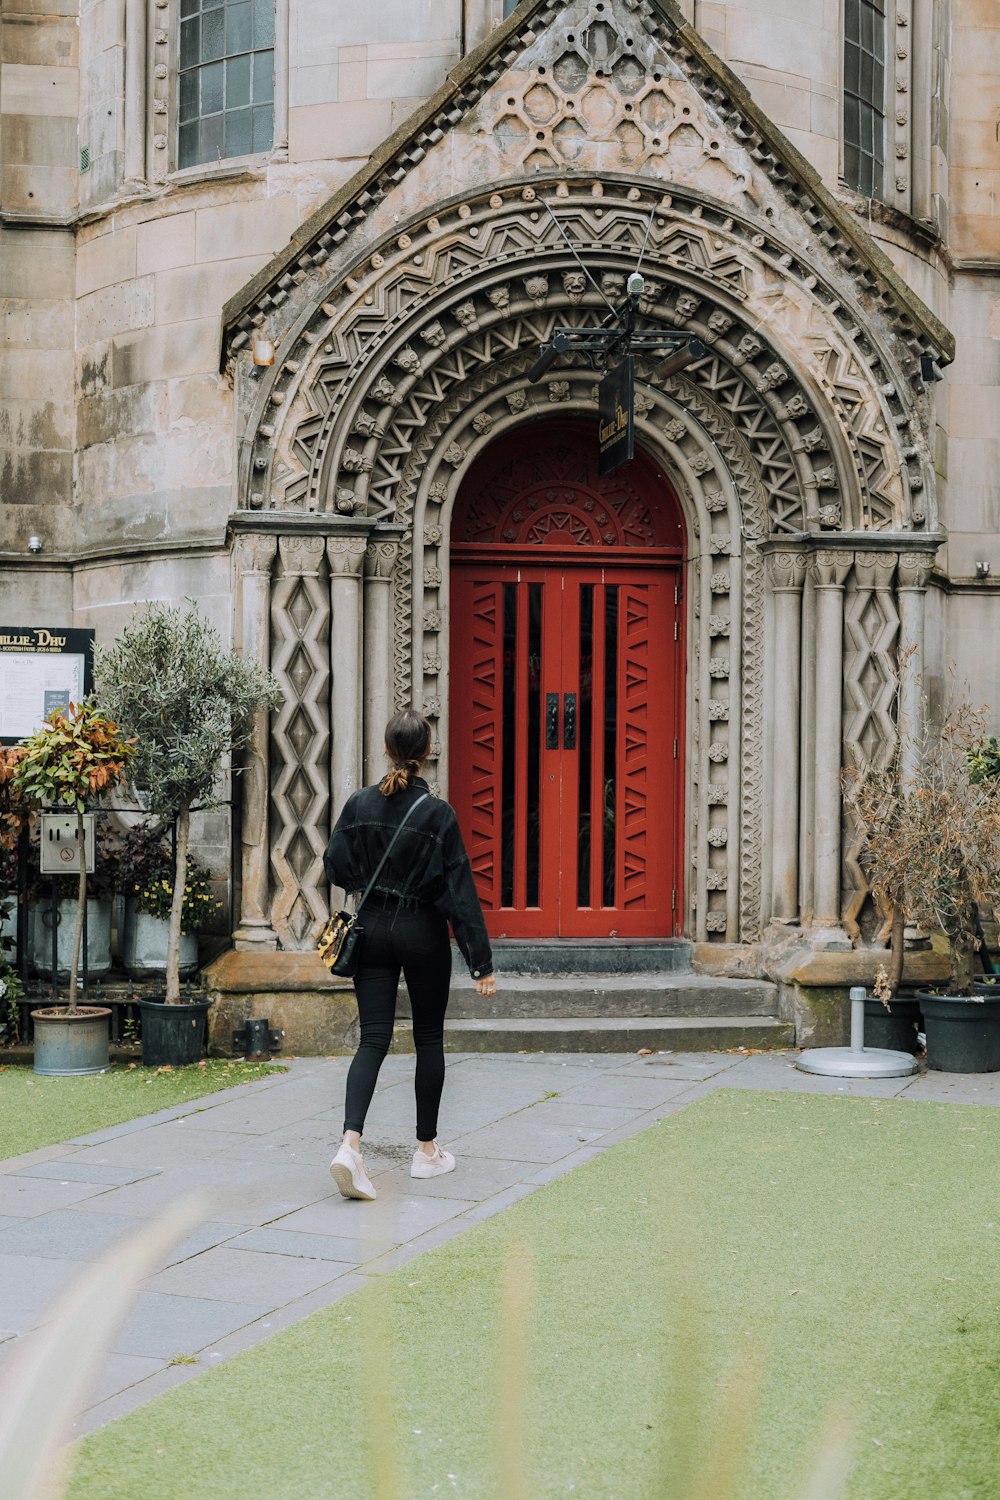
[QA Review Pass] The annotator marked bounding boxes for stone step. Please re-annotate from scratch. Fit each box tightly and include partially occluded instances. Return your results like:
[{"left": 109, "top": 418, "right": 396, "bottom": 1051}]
[
  {"left": 399, "top": 973, "right": 779, "bottom": 1019},
  {"left": 394, "top": 1014, "right": 795, "bottom": 1054},
  {"left": 485, "top": 939, "right": 693, "bottom": 974}
]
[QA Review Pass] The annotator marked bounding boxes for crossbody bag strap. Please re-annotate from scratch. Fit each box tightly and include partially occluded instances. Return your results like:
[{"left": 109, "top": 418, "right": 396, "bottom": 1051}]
[{"left": 354, "top": 792, "right": 429, "bottom": 914}]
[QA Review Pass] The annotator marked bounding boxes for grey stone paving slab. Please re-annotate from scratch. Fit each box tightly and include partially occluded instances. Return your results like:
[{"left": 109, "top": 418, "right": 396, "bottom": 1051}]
[
  {"left": 277, "top": 1190, "right": 477, "bottom": 1243},
  {"left": 145, "top": 1246, "right": 352, "bottom": 1305},
  {"left": 898, "top": 1073, "right": 1000, "bottom": 1105},
  {"left": 11, "top": 1161, "right": 159, "bottom": 1187},
  {"left": 0, "top": 1176, "right": 111, "bottom": 1218},
  {"left": 555, "top": 1072, "right": 698, "bottom": 1109},
  {"left": 187, "top": 1087, "right": 341, "bottom": 1137},
  {"left": 521, "top": 1146, "right": 604, "bottom": 1185},
  {"left": 450, "top": 1099, "right": 642, "bottom": 1164},
  {"left": 162, "top": 1222, "right": 247, "bottom": 1267},
  {"left": 83, "top": 1353, "right": 168, "bottom": 1408},
  {"left": 70, "top": 1160, "right": 332, "bottom": 1226},
  {"left": 0, "top": 1144, "right": 73, "bottom": 1177},
  {"left": 607, "top": 1052, "right": 745, "bottom": 1079},
  {"left": 0, "top": 1254, "right": 80, "bottom": 1332},
  {"left": 112, "top": 1292, "right": 271, "bottom": 1360},
  {"left": 69, "top": 1122, "right": 252, "bottom": 1168},
  {"left": 0, "top": 1209, "right": 142, "bottom": 1262},
  {"left": 371, "top": 1154, "right": 534, "bottom": 1202},
  {"left": 0, "top": 1215, "right": 20, "bottom": 1233},
  {"left": 229, "top": 1227, "right": 367, "bottom": 1263},
  {"left": 720, "top": 1056, "right": 916, "bottom": 1097}
]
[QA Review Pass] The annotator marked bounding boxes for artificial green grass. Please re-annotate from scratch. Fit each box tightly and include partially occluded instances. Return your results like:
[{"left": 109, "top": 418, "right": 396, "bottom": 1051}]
[
  {"left": 0, "top": 1060, "right": 285, "bottom": 1161},
  {"left": 68, "top": 1089, "right": 1000, "bottom": 1499}
]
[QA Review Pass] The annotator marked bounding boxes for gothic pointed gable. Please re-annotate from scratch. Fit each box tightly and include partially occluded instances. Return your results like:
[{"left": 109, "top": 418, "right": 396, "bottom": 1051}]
[{"left": 222, "top": 0, "right": 953, "bottom": 366}]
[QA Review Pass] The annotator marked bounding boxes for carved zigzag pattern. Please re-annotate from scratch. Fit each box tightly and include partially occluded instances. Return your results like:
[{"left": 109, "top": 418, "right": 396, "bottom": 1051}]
[
  {"left": 841, "top": 578, "right": 900, "bottom": 939},
  {"left": 268, "top": 545, "right": 332, "bottom": 950}
]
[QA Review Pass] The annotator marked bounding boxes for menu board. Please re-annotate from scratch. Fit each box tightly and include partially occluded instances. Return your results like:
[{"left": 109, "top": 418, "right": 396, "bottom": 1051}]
[{"left": 0, "top": 627, "right": 95, "bottom": 744}]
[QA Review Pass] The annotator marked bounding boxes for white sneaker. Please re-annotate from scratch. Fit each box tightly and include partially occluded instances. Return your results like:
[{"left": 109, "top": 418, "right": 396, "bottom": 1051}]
[
  {"left": 411, "top": 1143, "right": 456, "bottom": 1178},
  {"left": 329, "top": 1141, "right": 377, "bottom": 1200}
]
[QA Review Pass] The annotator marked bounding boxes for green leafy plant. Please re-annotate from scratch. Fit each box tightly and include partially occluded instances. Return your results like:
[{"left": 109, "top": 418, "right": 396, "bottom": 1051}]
[
  {"left": 95, "top": 604, "right": 281, "bottom": 1003},
  {"left": 133, "top": 857, "right": 220, "bottom": 933},
  {"left": 847, "top": 699, "right": 1000, "bottom": 997},
  {"left": 13, "top": 703, "right": 134, "bottom": 1013}
]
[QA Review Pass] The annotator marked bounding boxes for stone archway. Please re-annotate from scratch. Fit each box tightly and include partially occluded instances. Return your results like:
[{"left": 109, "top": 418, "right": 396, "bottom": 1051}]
[{"left": 228, "top": 183, "right": 940, "bottom": 959}]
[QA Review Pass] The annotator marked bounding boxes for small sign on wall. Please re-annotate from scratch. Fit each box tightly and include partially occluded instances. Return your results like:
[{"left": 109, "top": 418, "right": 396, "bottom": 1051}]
[
  {"left": 0, "top": 627, "right": 94, "bottom": 745},
  {"left": 40, "top": 813, "right": 96, "bottom": 875}
]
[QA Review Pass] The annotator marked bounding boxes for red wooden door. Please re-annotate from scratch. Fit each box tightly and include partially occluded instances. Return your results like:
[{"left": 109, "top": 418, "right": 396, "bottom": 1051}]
[
  {"left": 450, "top": 562, "right": 683, "bottom": 938},
  {"left": 449, "top": 423, "right": 685, "bottom": 939}
]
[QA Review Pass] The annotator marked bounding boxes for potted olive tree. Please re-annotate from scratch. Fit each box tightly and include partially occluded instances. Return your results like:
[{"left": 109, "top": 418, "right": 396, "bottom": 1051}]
[
  {"left": 96, "top": 604, "right": 280, "bottom": 1066},
  {"left": 849, "top": 701, "right": 1000, "bottom": 1072},
  {"left": 13, "top": 703, "right": 134, "bottom": 1074}
]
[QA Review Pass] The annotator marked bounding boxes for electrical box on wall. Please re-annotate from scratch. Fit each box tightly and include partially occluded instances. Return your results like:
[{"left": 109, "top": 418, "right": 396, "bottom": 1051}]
[{"left": 39, "top": 813, "right": 95, "bottom": 876}]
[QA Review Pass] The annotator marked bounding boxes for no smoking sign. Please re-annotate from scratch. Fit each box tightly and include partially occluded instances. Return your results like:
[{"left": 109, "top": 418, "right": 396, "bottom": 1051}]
[{"left": 39, "top": 813, "right": 96, "bottom": 876}]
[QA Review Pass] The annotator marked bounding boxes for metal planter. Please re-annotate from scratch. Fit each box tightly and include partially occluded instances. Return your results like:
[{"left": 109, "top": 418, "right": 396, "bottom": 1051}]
[
  {"left": 122, "top": 898, "right": 198, "bottom": 980},
  {"left": 32, "top": 1006, "right": 111, "bottom": 1075},
  {"left": 32, "top": 898, "right": 112, "bottom": 980}
]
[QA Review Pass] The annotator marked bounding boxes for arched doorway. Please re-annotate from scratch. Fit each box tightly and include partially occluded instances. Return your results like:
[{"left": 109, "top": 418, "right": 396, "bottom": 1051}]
[{"left": 449, "top": 421, "right": 686, "bottom": 940}]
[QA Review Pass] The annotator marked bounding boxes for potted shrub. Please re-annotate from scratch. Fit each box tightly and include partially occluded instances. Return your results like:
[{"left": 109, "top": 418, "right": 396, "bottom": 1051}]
[
  {"left": 12, "top": 702, "right": 134, "bottom": 1075},
  {"left": 849, "top": 701, "right": 1000, "bottom": 1072},
  {"left": 121, "top": 832, "right": 219, "bottom": 981},
  {"left": 95, "top": 604, "right": 280, "bottom": 1066}
]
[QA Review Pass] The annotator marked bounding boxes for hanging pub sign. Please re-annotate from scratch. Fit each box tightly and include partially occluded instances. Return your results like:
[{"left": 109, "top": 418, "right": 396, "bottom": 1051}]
[
  {"left": 598, "top": 356, "right": 635, "bottom": 478},
  {"left": 0, "top": 627, "right": 95, "bottom": 745}
]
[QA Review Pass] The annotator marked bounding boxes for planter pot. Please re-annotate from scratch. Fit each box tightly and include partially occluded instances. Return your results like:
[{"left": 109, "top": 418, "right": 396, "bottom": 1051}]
[
  {"left": 122, "top": 898, "right": 199, "bottom": 980},
  {"left": 32, "top": 1006, "right": 111, "bottom": 1076},
  {"left": 32, "top": 898, "right": 112, "bottom": 980},
  {"left": 135, "top": 995, "right": 211, "bottom": 1067},
  {"left": 863, "top": 995, "right": 923, "bottom": 1054},
  {"left": 917, "top": 990, "right": 1000, "bottom": 1073}
]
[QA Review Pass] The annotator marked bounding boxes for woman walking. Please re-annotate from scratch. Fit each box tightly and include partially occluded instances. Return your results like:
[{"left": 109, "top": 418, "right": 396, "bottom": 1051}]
[{"left": 323, "top": 709, "right": 496, "bottom": 1201}]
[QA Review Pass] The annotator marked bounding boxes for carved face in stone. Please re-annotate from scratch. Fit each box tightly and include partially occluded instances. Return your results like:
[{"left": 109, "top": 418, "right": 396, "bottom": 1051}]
[{"left": 562, "top": 271, "right": 587, "bottom": 301}]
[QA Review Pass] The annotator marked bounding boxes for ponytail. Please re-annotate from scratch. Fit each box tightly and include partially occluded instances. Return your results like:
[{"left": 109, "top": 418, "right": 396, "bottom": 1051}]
[
  {"left": 382, "top": 759, "right": 420, "bottom": 796},
  {"left": 381, "top": 710, "right": 432, "bottom": 797}
]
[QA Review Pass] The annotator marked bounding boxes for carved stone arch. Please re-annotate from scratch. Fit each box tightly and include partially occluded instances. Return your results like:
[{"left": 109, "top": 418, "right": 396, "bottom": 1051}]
[
  {"left": 241, "top": 183, "right": 931, "bottom": 536},
  {"left": 379, "top": 345, "right": 770, "bottom": 942}
]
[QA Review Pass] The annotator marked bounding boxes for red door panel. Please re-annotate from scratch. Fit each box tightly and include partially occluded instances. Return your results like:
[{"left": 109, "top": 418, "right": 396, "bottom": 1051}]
[{"left": 450, "top": 562, "right": 683, "bottom": 938}]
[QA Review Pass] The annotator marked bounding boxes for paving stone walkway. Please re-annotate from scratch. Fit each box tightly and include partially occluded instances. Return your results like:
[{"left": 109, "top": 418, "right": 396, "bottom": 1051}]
[{"left": 3, "top": 1046, "right": 1000, "bottom": 1437}]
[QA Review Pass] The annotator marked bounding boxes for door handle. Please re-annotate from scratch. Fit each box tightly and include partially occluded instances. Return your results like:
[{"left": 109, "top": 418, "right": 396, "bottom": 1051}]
[
  {"left": 563, "top": 693, "right": 577, "bottom": 750},
  {"left": 546, "top": 693, "right": 559, "bottom": 750}
]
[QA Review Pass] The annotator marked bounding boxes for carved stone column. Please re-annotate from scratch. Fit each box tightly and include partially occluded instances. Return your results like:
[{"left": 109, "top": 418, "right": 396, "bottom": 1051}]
[
  {"left": 809, "top": 549, "right": 853, "bottom": 942},
  {"left": 765, "top": 548, "right": 807, "bottom": 923},
  {"left": 233, "top": 532, "right": 278, "bottom": 950},
  {"left": 896, "top": 552, "right": 932, "bottom": 788},
  {"left": 363, "top": 536, "right": 399, "bottom": 782},
  {"left": 327, "top": 536, "right": 368, "bottom": 849}
]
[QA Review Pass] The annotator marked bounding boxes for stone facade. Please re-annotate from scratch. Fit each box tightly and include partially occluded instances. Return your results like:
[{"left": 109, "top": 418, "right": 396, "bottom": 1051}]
[{"left": 1, "top": 0, "right": 998, "bottom": 1002}]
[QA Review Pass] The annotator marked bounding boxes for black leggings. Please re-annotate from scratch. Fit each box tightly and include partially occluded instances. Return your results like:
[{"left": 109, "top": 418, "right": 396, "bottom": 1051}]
[{"left": 343, "top": 899, "right": 452, "bottom": 1142}]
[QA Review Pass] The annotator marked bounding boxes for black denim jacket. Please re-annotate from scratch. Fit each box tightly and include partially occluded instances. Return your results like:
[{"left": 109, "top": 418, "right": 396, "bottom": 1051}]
[{"left": 322, "top": 778, "right": 494, "bottom": 979}]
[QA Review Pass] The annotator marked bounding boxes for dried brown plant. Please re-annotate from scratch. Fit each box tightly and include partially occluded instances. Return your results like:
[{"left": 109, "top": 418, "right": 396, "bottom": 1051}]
[{"left": 846, "top": 699, "right": 1000, "bottom": 996}]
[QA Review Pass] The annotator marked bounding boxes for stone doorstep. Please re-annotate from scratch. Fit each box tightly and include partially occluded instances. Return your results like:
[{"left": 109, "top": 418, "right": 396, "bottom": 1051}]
[
  {"left": 405, "top": 972, "right": 780, "bottom": 1019},
  {"left": 415, "top": 1015, "right": 795, "bottom": 1054}
]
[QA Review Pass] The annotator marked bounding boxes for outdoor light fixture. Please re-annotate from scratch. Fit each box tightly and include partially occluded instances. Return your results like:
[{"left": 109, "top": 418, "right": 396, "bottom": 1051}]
[
  {"left": 252, "top": 336, "right": 275, "bottom": 367},
  {"left": 658, "top": 338, "right": 706, "bottom": 379},
  {"left": 920, "top": 353, "right": 944, "bottom": 384},
  {"left": 26, "top": 535, "right": 43, "bottom": 554},
  {"left": 976, "top": 561, "right": 991, "bottom": 579}
]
